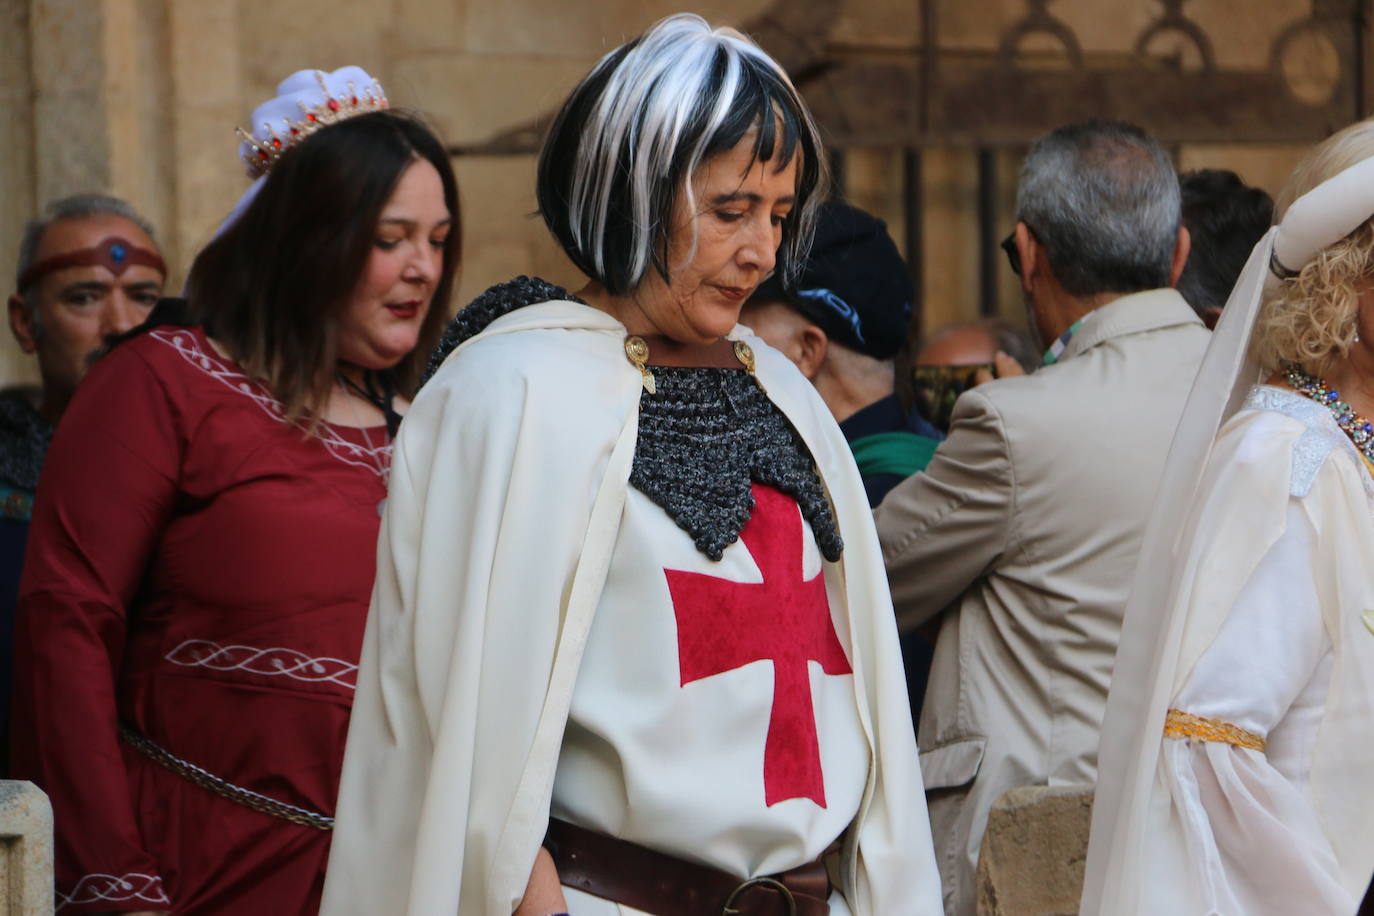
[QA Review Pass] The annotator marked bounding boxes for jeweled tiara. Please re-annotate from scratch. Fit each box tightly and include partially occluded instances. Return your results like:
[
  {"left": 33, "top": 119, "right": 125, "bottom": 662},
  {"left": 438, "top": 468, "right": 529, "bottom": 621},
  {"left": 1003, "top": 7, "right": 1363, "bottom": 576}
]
[{"left": 235, "top": 71, "right": 389, "bottom": 177}]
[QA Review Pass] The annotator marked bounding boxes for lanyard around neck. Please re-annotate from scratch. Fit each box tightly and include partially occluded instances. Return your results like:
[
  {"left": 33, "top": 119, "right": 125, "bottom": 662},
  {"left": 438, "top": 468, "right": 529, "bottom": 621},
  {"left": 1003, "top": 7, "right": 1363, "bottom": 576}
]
[{"left": 1042, "top": 310, "right": 1097, "bottom": 366}]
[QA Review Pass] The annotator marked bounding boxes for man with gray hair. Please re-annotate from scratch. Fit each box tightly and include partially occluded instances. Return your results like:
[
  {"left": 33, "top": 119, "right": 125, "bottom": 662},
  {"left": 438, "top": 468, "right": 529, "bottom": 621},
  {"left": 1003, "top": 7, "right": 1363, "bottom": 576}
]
[
  {"left": 874, "top": 120, "right": 1210, "bottom": 914},
  {"left": 2, "top": 193, "right": 164, "bottom": 764},
  {"left": 6, "top": 194, "right": 164, "bottom": 427}
]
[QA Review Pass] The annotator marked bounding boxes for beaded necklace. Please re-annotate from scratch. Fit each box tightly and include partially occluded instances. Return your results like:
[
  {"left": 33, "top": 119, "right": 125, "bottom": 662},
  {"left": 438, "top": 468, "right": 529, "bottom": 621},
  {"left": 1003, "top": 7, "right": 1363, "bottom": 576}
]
[{"left": 1283, "top": 366, "right": 1374, "bottom": 466}]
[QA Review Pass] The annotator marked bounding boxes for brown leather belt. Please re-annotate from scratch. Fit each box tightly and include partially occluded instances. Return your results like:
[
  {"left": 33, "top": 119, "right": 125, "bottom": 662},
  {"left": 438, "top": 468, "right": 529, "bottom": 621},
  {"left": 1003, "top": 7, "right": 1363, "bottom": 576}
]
[{"left": 545, "top": 818, "right": 830, "bottom": 916}]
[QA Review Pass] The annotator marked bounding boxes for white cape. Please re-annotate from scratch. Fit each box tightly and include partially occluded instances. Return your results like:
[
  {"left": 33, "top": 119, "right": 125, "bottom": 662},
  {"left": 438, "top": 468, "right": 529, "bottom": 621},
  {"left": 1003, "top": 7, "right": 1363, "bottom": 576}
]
[{"left": 320, "top": 301, "right": 942, "bottom": 915}]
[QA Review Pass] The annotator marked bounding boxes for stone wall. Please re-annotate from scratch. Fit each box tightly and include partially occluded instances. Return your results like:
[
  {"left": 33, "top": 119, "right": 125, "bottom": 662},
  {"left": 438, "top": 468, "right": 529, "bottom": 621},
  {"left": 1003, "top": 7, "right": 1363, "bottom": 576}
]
[
  {"left": 976, "top": 784, "right": 1094, "bottom": 916},
  {"left": 0, "top": 0, "right": 1356, "bottom": 388},
  {"left": 0, "top": 0, "right": 36, "bottom": 389}
]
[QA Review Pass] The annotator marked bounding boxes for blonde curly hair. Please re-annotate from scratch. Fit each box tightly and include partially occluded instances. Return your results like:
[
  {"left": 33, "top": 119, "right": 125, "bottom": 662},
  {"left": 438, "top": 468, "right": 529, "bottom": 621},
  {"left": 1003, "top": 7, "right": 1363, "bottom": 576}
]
[{"left": 1251, "top": 118, "right": 1374, "bottom": 376}]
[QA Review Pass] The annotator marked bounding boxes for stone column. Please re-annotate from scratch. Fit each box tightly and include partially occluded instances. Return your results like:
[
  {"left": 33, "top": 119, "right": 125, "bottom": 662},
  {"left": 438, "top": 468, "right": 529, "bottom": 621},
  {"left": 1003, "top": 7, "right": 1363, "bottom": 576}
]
[
  {"left": 0, "top": 781, "right": 55, "bottom": 914},
  {"left": 0, "top": 0, "right": 39, "bottom": 388},
  {"left": 29, "top": 0, "right": 114, "bottom": 204},
  {"left": 101, "top": 0, "right": 176, "bottom": 271},
  {"left": 167, "top": 0, "right": 242, "bottom": 277}
]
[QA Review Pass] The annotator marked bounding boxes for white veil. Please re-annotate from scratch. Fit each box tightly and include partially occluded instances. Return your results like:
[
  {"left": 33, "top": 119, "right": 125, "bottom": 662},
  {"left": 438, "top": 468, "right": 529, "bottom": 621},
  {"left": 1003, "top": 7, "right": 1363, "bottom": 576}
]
[{"left": 1080, "top": 153, "right": 1374, "bottom": 915}]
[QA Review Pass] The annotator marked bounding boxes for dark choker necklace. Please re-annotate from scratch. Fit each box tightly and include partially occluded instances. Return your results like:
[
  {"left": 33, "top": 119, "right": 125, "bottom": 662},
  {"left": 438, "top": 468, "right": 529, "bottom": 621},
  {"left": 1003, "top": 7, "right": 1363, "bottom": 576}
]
[{"left": 337, "top": 369, "right": 401, "bottom": 438}]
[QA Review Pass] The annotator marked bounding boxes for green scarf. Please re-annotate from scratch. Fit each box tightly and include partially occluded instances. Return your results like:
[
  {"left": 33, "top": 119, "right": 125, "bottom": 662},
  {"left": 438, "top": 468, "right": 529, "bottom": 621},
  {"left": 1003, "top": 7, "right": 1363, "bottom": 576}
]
[{"left": 848, "top": 431, "right": 939, "bottom": 480}]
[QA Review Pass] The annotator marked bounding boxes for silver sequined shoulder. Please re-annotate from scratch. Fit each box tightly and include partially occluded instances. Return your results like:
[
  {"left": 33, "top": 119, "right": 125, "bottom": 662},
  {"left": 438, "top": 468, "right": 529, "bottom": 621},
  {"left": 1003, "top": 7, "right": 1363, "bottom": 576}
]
[{"left": 1241, "top": 385, "right": 1370, "bottom": 499}]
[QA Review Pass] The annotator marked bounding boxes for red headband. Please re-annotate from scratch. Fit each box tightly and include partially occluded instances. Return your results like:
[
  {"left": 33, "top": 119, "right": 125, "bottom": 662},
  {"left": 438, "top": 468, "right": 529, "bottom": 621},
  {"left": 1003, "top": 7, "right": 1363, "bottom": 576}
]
[{"left": 17, "top": 236, "right": 166, "bottom": 291}]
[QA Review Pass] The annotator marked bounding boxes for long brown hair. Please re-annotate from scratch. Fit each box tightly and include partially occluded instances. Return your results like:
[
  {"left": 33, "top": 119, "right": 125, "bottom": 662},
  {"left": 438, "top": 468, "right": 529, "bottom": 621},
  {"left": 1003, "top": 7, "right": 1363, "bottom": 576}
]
[{"left": 187, "top": 110, "right": 461, "bottom": 422}]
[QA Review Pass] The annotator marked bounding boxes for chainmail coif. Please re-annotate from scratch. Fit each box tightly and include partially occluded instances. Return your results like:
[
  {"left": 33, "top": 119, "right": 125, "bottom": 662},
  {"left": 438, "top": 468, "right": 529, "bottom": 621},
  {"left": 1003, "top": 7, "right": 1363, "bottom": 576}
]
[
  {"left": 423, "top": 276, "right": 843, "bottom": 562},
  {"left": 632, "top": 367, "right": 842, "bottom": 561}
]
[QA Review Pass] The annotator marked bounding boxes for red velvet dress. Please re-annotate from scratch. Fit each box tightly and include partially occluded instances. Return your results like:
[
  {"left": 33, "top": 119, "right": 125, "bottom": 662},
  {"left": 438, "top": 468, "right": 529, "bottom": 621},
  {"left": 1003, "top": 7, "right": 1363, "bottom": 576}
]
[{"left": 11, "top": 326, "right": 389, "bottom": 914}]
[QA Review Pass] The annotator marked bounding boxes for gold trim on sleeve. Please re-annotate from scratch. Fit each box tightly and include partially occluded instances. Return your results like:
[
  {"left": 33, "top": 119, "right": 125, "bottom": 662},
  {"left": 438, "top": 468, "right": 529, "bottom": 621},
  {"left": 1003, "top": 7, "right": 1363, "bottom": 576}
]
[{"left": 1164, "top": 708, "right": 1266, "bottom": 752}]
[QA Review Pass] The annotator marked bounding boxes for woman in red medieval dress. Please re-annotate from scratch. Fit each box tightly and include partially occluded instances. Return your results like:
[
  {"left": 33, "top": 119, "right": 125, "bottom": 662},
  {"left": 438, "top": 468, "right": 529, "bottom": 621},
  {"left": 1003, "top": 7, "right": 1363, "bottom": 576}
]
[{"left": 9, "top": 67, "right": 460, "bottom": 915}]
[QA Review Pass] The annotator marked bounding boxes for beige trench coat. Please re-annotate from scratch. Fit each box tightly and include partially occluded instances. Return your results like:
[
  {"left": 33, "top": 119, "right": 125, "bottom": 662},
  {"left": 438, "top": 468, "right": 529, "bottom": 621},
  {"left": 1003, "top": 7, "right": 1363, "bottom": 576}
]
[{"left": 874, "top": 288, "right": 1210, "bottom": 915}]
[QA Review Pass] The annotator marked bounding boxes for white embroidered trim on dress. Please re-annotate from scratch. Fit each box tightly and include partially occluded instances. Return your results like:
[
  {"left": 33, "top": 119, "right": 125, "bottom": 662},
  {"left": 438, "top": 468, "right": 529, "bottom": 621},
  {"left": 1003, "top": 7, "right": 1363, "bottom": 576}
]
[
  {"left": 166, "top": 639, "right": 358, "bottom": 690},
  {"left": 148, "top": 328, "right": 391, "bottom": 480},
  {"left": 57, "top": 872, "right": 170, "bottom": 911}
]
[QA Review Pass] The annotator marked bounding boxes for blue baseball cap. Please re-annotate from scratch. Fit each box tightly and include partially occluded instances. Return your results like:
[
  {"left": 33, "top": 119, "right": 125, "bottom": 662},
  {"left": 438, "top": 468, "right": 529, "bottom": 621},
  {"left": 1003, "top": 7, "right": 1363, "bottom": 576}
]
[{"left": 751, "top": 201, "right": 914, "bottom": 360}]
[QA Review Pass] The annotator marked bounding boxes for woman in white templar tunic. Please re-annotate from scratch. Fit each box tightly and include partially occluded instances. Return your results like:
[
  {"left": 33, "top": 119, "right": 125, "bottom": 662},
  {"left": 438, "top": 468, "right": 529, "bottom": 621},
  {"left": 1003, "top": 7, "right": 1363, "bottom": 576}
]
[
  {"left": 319, "top": 15, "right": 943, "bottom": 916},
  {"left": 1081, "top": 121, "right": 1374, "bottom": 916}
]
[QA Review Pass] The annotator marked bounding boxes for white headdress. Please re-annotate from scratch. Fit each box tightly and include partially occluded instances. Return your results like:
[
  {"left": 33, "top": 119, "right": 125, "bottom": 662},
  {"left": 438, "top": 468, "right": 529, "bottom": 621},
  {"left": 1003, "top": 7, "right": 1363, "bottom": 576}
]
[
  {"left": 1080, "top": 149, "right": 1374, "bottom": 914},
  {"left": 236, "top": 66, "right": 388, "bottom": 177},
  {"left": 215, "top": 66, "right": 389, "bottom": 236}
]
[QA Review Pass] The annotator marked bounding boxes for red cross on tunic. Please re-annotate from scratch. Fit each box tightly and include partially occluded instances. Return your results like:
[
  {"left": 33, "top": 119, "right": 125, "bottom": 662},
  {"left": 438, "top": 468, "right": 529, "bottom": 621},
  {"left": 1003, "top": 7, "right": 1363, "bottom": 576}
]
[{"left": 665, "top": 483, "right": 852, "bottom": 807}]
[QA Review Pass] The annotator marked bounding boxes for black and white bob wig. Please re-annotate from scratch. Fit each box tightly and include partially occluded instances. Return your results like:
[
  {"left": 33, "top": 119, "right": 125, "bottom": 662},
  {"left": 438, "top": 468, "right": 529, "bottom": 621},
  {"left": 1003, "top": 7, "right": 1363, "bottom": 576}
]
[{"left": 537, "top": 14, "right": 828, "bottom": 297}]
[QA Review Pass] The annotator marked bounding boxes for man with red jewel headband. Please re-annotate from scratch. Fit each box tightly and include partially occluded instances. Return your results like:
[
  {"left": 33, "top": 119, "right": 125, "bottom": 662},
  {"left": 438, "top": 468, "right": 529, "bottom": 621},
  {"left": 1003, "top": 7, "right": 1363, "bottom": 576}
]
[
  {"left": 7, "top": 194, "right": 165, "bottom": 428},
  {"left": 2, "top": 194, "right": 164, "bottom": 771}
]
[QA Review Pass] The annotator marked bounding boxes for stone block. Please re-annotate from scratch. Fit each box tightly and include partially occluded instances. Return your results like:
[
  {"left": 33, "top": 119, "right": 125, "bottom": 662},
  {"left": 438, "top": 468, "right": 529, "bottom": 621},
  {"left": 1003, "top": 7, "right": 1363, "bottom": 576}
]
[
  {"left": 448, "top": 155, "right": 583, "bottom": 309},
  {"left": 392, "top": 0, "right": 466, "bottom": 55},
  {"left": 0, "top": 781, "right": 55, "bottom": 914},
  {"left": 458, "top": 0, "right": 770, "bottom": 58},
  {"left": 29, "top": 0, "right": 104, "bottom": 93},
  {"left": 976, "top": 784, "right": 1093, "bottom": 916},
  {"left": 33, "top": 92, "right": 110, "bottom": 202},
  {"left": 831, "top": 0, "right": 919, "bottom": 52},
  {"left": 1176, "top": 143, "right": 1309, "bottom": 200},
  {"left": 237, "top": 0, "right": 388, "bottom": 97},
  {"left": 0, "top": 0, "right": 37, "bottom": 392},
  {"left": 919, "top": 147, "right": 980, "bottom": 334},
  {"left": 168, "top": 0, "right": 245, "bottom": 275},
  {"left": 392, "top": 53, "right": 593, "bottom": 148},
  {"left": 0, "top": 0, "right": 31, "bottom": 92}
]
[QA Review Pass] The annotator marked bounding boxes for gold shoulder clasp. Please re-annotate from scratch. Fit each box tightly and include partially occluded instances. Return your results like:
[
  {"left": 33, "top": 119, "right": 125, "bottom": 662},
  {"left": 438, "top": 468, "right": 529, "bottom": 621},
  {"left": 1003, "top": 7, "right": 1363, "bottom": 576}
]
[
  {"left": 733, "top": 340, "right": 756, "bottom": 374},
  {"left": 624, "top": 335, "right": 656, "bottom": 394}
]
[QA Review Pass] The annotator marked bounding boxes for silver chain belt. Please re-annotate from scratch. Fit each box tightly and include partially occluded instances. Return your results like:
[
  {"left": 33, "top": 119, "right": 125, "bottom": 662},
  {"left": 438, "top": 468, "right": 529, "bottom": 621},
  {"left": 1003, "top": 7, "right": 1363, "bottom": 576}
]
[{"left": 118, "top": 722, "right": 333, "bottom": 831}]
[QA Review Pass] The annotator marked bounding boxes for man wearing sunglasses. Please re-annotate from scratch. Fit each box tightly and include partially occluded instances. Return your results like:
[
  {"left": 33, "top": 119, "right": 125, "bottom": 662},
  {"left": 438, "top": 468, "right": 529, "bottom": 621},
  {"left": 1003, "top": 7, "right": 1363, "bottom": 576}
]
[{"left": 874, "top": 120, "right": 1209, "bottom": 916}]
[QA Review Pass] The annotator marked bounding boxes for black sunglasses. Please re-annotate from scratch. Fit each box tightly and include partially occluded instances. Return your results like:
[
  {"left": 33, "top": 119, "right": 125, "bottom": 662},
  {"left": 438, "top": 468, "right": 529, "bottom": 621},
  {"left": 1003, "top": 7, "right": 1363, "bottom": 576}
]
[
  {"left": 1000, "top": 232, "right": 1021, "bottom": 276},
  {"left": 1000, "top": 224, "right": 1041, "bottom": 277}
]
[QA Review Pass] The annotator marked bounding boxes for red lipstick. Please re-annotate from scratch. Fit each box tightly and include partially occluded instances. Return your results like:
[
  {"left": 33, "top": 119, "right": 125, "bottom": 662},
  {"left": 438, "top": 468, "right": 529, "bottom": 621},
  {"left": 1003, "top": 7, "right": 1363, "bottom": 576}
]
[{"left": 386, "top": 300, "right": 421, "bottom": 319}]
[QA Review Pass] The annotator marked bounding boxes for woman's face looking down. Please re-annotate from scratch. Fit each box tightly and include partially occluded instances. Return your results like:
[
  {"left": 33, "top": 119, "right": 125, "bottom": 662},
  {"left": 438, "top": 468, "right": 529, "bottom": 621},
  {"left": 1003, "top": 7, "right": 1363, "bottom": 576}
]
[
  {"left": 632, "top": 132, "right": 800, "bottom": 344},
  {"left": 337, "top": 157, "right": 452, "bottom": 371}
]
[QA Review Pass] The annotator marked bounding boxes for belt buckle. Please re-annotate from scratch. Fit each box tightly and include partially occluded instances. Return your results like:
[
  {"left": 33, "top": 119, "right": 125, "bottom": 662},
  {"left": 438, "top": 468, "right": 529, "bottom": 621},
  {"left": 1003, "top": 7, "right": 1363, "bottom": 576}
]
[{"left": 722, "top": 876, "right": 797, "bottom": 916}]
